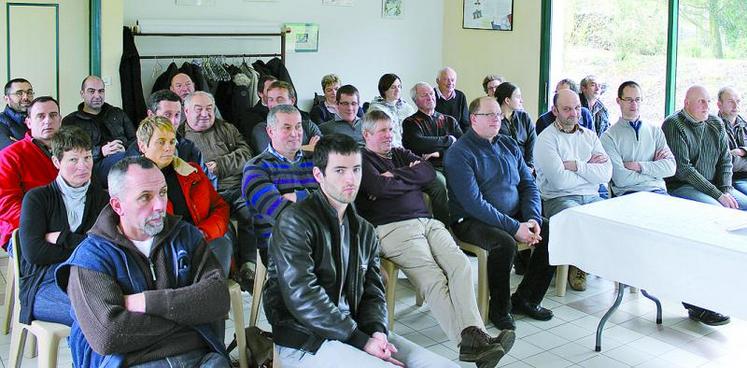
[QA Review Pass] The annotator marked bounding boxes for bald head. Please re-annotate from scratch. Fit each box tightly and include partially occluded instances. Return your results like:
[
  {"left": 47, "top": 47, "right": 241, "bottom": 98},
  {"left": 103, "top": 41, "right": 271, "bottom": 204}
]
[
  {"left": 552, "top": 89, "right": 581, "bottom": 130},
  {"left": 684, "top": 85, "right": 711, "bottom": 122},
  {"left": 436, "top": 67, "right": 457, "bottom": 97},
  {"left": 717, "top": 86, "right": 742, "bottom": 124},
  {"left": 170, "top": 73, "right": 195, "bottom": 100}
]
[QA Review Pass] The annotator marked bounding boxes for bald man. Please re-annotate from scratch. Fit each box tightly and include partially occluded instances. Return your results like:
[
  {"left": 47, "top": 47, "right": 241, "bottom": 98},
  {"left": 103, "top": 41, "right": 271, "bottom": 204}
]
[
  {"left": 170, "top": 73, "right": 196, "bottom": 100},
  {"left": 62, "top": 75, "right": 135, "bottom": 186},
  {"left": 717, "top": 87, "right": 747, "bottom": 196},
  {"left": 434, "top": 67, "right": 470, "bottom": 132},
  {"left": 662, "top": 85, "right": 747, "bottom": 210},
  {"left": 533, "top": 89, "right": 612, "bottom": 292}
]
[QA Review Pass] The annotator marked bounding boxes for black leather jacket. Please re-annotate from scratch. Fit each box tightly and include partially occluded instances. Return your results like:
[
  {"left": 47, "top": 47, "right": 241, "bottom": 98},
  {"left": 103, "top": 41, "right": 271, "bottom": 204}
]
[{"left": 263, "top": 191, "right": 387, "bottom": 353}]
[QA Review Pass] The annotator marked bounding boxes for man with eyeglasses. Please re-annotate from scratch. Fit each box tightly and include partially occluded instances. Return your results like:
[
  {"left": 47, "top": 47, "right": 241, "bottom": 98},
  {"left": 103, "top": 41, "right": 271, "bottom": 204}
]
[
  {"left": 533, "top": 89, "right": 612, "bottom": 292},
  {"left": 1, "top": 78, "right": 34, "bottom": 150},
  {"left": 319, "top": 84, "right": 365, "bottom": 144},
  {"left": 445, "top": 96, "right": 556, "bottom": 331},
  {"left": 600, "top": 81, "right": 675, "bottom": 196}
]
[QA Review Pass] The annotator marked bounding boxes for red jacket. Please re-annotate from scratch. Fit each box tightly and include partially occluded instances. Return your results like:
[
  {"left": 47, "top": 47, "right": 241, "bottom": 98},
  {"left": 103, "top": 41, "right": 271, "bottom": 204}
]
[
  {"left": 0, "top": 134, "right": 58, "bottom": 247},
  {"left": 166, "top": 157, "right": 229, "bottom": 242}
]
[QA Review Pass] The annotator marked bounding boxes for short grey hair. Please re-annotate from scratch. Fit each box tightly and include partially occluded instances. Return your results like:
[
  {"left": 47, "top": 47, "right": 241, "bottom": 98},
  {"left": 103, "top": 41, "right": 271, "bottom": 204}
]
[
  {"left": 362, "top": 110, "right": 392, "bottom": 133},
  {"left": 267, "top": 104, "right": 300, "bottom": 128},
  {"left": 410, "top": 82, "right": 432, "bottom": 103},
  {"left": 183, "top": 91, "right": 215, "bottom": 109},
  {"left": 107, "top": 156, "right": 158, "bottom": 198}
]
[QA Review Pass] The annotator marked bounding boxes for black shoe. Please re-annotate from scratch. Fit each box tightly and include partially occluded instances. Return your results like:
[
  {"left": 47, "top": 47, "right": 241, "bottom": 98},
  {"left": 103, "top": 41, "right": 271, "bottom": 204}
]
[
  {"left": 488, "top": 309, "right": 516, "bottom": 330},
  {"left": 459, "top": 326, "right": 511, "bottom": 368},
  {"left": 511, "top": 295, "right": 553, "bottom": 321},
  {"left": 688, "top": 309, "right": 730, "bottom": 326}
]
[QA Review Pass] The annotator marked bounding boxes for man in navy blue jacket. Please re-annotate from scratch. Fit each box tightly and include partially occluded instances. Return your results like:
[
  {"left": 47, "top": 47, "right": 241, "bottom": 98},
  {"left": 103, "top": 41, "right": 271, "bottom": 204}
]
[{"left": 445, "top": 96, "right": 555, "bottom": 331}]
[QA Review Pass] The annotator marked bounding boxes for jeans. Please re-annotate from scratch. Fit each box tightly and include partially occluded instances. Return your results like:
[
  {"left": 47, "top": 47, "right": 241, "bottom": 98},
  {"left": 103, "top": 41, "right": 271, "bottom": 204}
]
[
  {"left": 543, "top": 194, "right": 604, "bottom": 218},
  {"left": 452, "top": 217, "right": 555, "bottom": 315},
  {"left": 669, "top": 184, "right": 747, "bottom": 210},
  {"left": 275, "top": 333, "right": 457, "bottom": 368},
  {"left": 208, "top": 234, "right": 233, "bottom": 277},
  {"left": 221, "top": 188, "right": 257, "bottom": 266},
  {"left": 732, "top": 178, "right": 747, "bottom": 198},
  {"left": 130, "top": 350, "right": 229, "bottom": 368},
  {"left": 32, "top": 267, "right": 73, "bottom": 326}
]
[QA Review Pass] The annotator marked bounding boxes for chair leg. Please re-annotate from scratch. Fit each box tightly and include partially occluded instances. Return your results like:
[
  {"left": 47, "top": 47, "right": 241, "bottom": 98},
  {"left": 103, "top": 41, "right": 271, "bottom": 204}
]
[
  {"left": 37, "top": 333, "right": 61, "bottom": 368},
  {"left": 273, "top": 343, "right": 281, "bottom": 368},
  {"left": 555, "top": 265, "right": 569, "bottom": 297},
  {"left": 249, "top": 257, "right": 267, "bottom": 328},
  {"left": 381, "top": 259, "right": 398, "bottom": 331},
  {"left": 24, "top": 334, "right": 37, "bottom": 359},
  {"left": 476, "top": 250, "right": 489, "bottom": 324},
  {"left": 3, "top": 263, "right": 15, "bottom": 335},
  {"left": 229, "top": 282, "right": 248, "bottom": 368},
  {"left": 8, "top": 326, "right": 27, "bottom": 368}
]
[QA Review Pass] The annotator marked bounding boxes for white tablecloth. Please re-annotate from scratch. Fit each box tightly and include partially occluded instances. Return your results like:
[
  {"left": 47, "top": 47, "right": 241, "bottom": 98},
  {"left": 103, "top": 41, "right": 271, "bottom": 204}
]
[{"left": 549, "top": 192, "right": 747, "bottom": 319}]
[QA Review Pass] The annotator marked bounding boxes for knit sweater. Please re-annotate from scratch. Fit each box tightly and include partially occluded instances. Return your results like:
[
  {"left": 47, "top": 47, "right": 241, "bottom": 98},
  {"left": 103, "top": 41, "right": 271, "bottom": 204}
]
[
  {"left": 0, "top": 134, "right": 58, "bottom": 247},
  {"left": 435, "top": 88, "right": 470, "bottom": 132},
  {"left": 444, "top": 129, "right": 541, "bottom": 235},
  {"left": 319, "top": 118, "right": 364, "bottom": 144},
  {"left": 356, "top": 147, "right": 435, "bottom": 226},
  {"left": 534, "top": 124, "right": 612, "bottom": 199},
  {"left": 600, "top": 118, "right": 675, "bottom": 195},
  {"left": 402, "top": 110, "right": 463, "bottom": 167},
  {"left": 242, "top": 147, "right": 317, "bottom": 248},
  {"left": 662, "top": 110, "right": 733, "bottom": 199},
  {"left": 721, "top": 113, "right": 747, "bottom": 178}
]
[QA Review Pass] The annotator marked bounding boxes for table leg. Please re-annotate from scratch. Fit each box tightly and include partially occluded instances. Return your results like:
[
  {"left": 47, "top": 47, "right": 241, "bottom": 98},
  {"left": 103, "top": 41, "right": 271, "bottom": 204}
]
[
  {"left": 596, "top": 284, "right": 625, "bottom": 352},
  {"left": 641, "top": 289, "right": 662, "bottom": 324}
]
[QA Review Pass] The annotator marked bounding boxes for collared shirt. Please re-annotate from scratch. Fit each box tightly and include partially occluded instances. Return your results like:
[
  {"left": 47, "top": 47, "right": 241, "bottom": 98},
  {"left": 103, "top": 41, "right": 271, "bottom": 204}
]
[
  {"left": 435, "top": 87, "right": 454, "bottom": 101},
  {"left": 267, "top": 143, "right": 304, "bottom": 163},
  {"left": 553, "top": 120, "right": 580, "bottom": 134},
  {"left": 628, "top": 119, "right": 642, "bottom": 140}
]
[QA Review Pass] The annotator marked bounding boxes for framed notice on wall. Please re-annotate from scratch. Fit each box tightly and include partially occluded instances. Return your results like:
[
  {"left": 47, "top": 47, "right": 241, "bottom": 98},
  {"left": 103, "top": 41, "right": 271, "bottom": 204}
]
[
  {"left": 284, "top": 23, "right": 320, "bottom": 52},
  {"left": 463, "top": 0, "right": 513, "bottom": 31}
]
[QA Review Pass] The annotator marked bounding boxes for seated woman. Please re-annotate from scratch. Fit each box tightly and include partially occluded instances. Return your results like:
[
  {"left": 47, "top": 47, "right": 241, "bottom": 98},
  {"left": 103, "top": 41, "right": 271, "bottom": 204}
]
[
  {"left": 494, "top": 82, "right": 537, "bottom": 169},
  {"left": 19, "top": 126, "right": 109, "bottom": 326},
  {"left": 368, "top": 73, "right": 416, "bottom": 148},
  {"left": 136, "top": 116, "right": 232, "bottom": 276},
  {"left": 310, "top": 73, "right": 363, "bottom": 124}
]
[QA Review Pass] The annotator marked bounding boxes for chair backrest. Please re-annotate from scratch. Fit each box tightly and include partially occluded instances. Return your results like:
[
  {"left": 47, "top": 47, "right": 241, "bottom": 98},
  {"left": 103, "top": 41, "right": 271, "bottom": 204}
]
[{"left": 10, "top": 230, "right": 22, "bottom": 317}]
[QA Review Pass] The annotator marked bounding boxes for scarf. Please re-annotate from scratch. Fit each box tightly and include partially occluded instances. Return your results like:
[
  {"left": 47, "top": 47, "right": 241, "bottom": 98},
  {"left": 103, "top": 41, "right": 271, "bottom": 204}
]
[{"left": 56, "top": 175, "right": 90, "bottom": 231}]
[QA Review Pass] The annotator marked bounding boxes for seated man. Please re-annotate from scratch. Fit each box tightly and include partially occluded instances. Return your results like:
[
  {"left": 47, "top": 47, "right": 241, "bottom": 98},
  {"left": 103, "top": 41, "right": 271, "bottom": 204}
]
[
  {"left": 0, "top": 78, "right": 33, "bottom": 149},
  {"left": 446, "top": 97, "right": 556, "bottom": 331},
  {"left": 434, "top": 67, "right": 470, "bottom": 132},
  {"left": 717, "top": 86, "right": 747, "bottom": 196},
  {"left": 266, "top": 133, "right": 457, "bottom": 368},
  {"left": 250, "top": 80, "right": 322, "bottom": 153},
  {"left": 536, "top": 79, "right": 594, "bottom": 135},
  {"left": 357, "top": 110, "right": 514, "bottom": 367},
  {"left": 579, "top": 75, "right": 611, "bottom": 136},
  {"left": 56, "top": 156, "right": 230, "bottom": 368},
  {"left": 663, "top": 85, "right": 747, "bottom": 209},
  {"left": 600, "top": 81, "right": 675, "bottom": 196},
  {"left": 169, "top": 72, "right": 196, "bottom": 127},
  {"left": 181, "top": 91, "right": 255, "bottom": 275},
  {"left": 62, "top": 76, "right": 136, "bottom": 186},
  {"left": 137, "top": 116, "right": 233, "bottom": 276},
  {"left": 243, "top": 105, "right": 318, "bottom": 265},
  {"left": 0, "top": 96, "right": 61, "bottom": 249},
  {"left": 534, "top": 89, "right": 612, "bottom": 291},
  {"left": 319, "top": 85, "right": 364, "bottom": 144},
  {"left": 238, "top": 74, "right": 277, "bottom": 143},
  {"left": 19, "top": 126, "right": 108, "bottom": 326}
]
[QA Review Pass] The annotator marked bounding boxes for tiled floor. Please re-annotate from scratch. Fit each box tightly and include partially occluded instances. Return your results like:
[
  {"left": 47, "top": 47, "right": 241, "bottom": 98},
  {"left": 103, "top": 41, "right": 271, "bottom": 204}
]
[{"left": 0, "top": 255, "right": 745, "bottom": 367}]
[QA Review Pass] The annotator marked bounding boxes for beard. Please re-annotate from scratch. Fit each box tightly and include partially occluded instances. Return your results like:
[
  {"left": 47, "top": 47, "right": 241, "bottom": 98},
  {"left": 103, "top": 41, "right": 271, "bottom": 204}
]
[{"left": 142, "top": 212, "right": 165, "bottom": 237}]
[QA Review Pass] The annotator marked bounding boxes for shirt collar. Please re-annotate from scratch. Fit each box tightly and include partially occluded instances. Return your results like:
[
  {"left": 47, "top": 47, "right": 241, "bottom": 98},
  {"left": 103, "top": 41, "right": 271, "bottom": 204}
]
[
  {"left": 435, "top": 87, "right": 454, "bottom": 101},
  {"left": 553, "top": 119, "right": 580, "bottom": 134},
  {"left": 267, "top": 144, "right": 303, "bottom": 163}
]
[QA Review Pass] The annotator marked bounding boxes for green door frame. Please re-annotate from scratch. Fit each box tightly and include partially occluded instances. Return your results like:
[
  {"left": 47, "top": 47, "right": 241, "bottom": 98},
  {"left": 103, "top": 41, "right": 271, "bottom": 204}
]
[
  {"left": 90, "top": 0, "right": 102, "bottom": 76},
  {"left": 539, "top": 0, "right": 680, "bottom": 119}
]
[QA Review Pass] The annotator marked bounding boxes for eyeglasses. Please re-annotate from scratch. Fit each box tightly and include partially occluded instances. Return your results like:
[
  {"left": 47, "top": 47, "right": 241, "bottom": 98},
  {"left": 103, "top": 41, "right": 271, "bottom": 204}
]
[
  {"left": 621, "top": 97, "right": 642, "bottom": 103},
  {"left": 473, "top": 112, "right": 502, "bottom": 119},
  {"left": 12, "top": 90, "right": 34, "bottom": 98}
]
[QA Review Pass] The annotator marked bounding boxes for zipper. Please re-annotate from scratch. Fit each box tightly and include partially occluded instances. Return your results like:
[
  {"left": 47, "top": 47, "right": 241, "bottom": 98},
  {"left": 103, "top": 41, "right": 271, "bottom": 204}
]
[{"left": 149, "top": 259, "right": 157, "bottom": 282}]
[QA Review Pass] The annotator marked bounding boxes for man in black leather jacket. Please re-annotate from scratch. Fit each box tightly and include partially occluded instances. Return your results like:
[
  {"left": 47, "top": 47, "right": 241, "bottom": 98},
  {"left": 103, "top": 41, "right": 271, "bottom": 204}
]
[{"left": 264, "top": 134, "right": 457, "bottom": 368}]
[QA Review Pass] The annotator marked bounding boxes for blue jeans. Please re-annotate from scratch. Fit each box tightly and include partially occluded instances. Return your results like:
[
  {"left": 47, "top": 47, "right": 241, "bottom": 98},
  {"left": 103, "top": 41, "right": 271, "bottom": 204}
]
[
  {"left": 733, "top": 178, "right": 747, "bottom": 197},
  {"left": 543, "top": 194, "right": 604, "bottom": 218},
  {"left": 130, "top": 350, "right": 229, "bottom": 368},
  {"left": 32, "top": 267, "right": 73, "bottom": 326},
  {"left": 669, "top": 184, "right": 747, "bottom": 210},
  {"left": 208, "top": 233, "right": 233, "bottom": 277}
]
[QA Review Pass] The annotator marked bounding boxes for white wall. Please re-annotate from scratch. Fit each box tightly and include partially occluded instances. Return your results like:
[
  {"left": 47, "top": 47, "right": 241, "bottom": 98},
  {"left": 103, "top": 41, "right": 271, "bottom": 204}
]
[{"left": 124, "top": 0, "right": 444, "bottom": 111}]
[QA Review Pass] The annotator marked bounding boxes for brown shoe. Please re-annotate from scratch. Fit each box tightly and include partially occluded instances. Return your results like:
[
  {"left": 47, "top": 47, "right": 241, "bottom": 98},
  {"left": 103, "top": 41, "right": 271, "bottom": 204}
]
[
  {"left": 568, "top": 266, "right": 587, "bottom": 291},
  {"left": 459, "top": 326, "right": 514, "bottom": 368}
]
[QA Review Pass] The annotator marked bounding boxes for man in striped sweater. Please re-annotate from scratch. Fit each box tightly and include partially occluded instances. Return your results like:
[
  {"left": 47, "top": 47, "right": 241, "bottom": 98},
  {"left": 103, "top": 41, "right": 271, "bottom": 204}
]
[
  {"left": 662, "top": 85, "right": 747, "bottom": 210},
  {"left": 242, "top": 104, "right": 318, "bottom": 265}
]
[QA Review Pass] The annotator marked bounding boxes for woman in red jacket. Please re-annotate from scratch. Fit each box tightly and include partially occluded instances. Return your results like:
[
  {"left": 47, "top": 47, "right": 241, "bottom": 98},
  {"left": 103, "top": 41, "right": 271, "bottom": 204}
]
[{"left": 136, "top": 116, "right": 232, "bottom": 275}]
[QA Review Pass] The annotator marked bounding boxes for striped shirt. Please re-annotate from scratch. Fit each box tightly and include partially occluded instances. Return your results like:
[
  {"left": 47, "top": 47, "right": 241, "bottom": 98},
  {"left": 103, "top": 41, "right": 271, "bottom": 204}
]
[
  {"left": 242, "top": 145, "right": 318, "bottom": 248},
  {"left": 662, "top": 110, "right": 733, "bottom": 199}
]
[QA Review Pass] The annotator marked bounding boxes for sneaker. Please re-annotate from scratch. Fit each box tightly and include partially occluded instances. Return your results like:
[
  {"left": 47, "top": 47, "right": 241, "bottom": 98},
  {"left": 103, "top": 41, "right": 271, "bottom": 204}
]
[
  {"left": 688, "top": 309, "right": 730, "bottom": 326},
  {"left": 488, "top": 309, "right": 516, "bottom": 331},
  {"left": 237, "top": 261, "right": 256, "bottom": 293},
  {"left": 568, "top": 266, "right": 587, "bottom": 291},
  {"left": 459, "top": 326, "right": 512, "bottom": 368}
]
